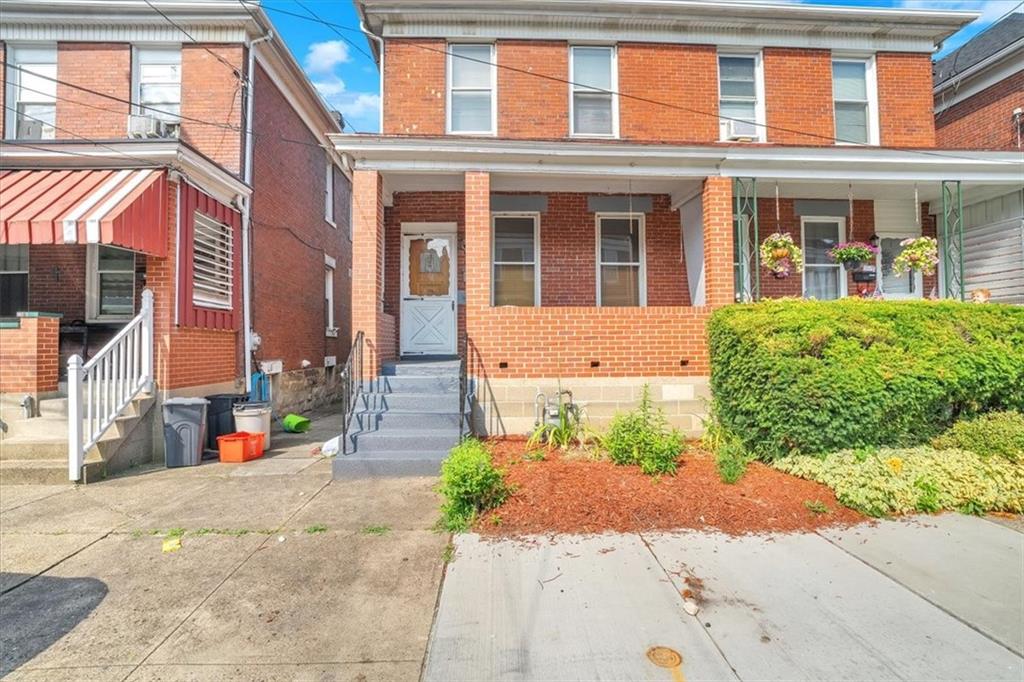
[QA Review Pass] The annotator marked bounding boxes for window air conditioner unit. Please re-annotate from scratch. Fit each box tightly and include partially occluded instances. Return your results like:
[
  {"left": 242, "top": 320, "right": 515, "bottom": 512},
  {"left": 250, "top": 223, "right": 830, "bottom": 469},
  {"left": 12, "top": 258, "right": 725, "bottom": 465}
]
[
  {"left": 128, "top": 114, "right": 179, "bottom": 139},
  {"left": 725, "top": 119, "right": 758, "bottom": 141}
]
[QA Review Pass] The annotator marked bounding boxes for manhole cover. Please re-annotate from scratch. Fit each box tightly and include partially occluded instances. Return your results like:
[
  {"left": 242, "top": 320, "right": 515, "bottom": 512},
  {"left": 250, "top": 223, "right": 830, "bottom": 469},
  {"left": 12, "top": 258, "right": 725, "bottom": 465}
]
[{"left": 646, "top": 646, "right": 683, "bottom": 668}]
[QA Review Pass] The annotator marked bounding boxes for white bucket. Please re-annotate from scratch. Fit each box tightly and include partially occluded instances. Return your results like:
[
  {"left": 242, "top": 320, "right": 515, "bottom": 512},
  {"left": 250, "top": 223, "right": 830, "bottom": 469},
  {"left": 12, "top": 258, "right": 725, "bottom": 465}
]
[{"left": 233, "top": 402, "right": 272, "bottom": 449}]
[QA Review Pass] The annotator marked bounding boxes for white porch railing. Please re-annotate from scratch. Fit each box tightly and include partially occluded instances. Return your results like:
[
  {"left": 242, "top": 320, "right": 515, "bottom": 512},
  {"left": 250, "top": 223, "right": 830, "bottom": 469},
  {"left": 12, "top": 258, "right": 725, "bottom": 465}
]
[{"left": 68, "top": 289, "right": 154, "bottom": 481}]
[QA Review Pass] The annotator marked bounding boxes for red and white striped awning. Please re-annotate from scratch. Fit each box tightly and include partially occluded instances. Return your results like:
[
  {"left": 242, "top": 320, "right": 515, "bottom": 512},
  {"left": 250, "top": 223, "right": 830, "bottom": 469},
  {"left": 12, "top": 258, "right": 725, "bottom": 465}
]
[{"left": 0, "top": 169, "right": 168, "bottom": 256}]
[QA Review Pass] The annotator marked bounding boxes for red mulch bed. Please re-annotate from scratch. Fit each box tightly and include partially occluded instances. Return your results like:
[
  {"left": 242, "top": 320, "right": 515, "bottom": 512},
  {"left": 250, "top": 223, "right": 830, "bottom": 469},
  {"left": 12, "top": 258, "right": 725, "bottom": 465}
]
[{"left": 475, "top": 438, "right": 866, "bottom": 536}]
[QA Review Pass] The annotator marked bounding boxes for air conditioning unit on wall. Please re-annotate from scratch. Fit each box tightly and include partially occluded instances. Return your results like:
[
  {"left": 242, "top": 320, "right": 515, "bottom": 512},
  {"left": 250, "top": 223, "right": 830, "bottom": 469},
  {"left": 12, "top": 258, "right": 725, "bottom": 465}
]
[
  {"left": 725, "top": 119, "right": 759, "bottom": 141},
  {"left": 128, "top": 114, "right": 180, "bottom": 139}
]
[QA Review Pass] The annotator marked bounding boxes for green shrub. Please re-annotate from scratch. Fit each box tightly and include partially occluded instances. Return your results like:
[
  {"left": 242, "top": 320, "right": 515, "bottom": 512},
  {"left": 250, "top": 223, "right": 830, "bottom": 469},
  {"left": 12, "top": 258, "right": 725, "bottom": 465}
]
[
  {"left": 772, "top": 447, "right": 1024, "bottom": 517},
  {"left": 438, "top": 439, "right": 509, "bottom": 532},
  {"left": 528, "top": 399, "right": 588, "bottom": 450},
  {"left": 932, "top": 411, "right": 1024, "bottom": 462},
  {"left": 702, "top": 415, "right": 751, "bottom": 484},
  {"left": 603, "top": 386, "right": 685, "bottom": 475},
  {"left": 708, "top": 299, "right": 1024, "bottom": 460}
]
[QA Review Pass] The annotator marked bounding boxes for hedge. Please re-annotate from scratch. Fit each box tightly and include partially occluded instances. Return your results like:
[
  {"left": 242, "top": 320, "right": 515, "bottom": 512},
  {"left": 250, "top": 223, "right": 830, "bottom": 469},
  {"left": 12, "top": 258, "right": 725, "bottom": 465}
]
[{"left": 708, "top": 299, "right": 1024, "bottom": 460}]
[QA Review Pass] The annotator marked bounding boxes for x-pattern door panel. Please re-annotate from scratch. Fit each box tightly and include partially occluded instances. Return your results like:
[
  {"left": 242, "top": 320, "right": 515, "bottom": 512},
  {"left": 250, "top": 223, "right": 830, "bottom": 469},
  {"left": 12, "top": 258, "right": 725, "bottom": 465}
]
[{"left": 400, "top": 232, "right": 457, "bottom": 355}]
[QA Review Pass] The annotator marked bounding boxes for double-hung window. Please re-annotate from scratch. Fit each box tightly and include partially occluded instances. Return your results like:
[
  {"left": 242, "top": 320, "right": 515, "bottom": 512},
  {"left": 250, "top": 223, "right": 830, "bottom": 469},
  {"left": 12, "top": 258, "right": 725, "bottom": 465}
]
[
  {"left": 570, "top": 46, "right": 616, "bottom": 137},
  {"left": 133, "top": 46, "right": 182, "bottom": 124},
  {"left": 718, "top": 54, "right": 763, "bottom": 141},
  {"left": 87, "top": 245, "right": 136, "bottom": 321},
  {"left": 597, "top": 214, "right": 645, "bottom": 306},
  {"left": 324, "top": 254, "right": 338, "bottom": 336},
  {"left": 801, "top": 217, "right": 846, "bottom": 300},
  {"left": 325, "top": 159, "right": 336, "bottom": 225},
  {"left": 192, "top": 211, "right": 233, "bottom": 310},
  {"left": 5, "top": 45, "right": 57, "bottom": 140},
  {"left": 832, "top": 57, "right": 877, "bottom": 145},
  {"left": 447, "top": 44, "right": 495, "bottom": 134},
  {"left": 0, "top": 245, "right": 30, "bottom": 317},
  {"left": 492, "top": 214, "right": 539, "bottom": 307}
]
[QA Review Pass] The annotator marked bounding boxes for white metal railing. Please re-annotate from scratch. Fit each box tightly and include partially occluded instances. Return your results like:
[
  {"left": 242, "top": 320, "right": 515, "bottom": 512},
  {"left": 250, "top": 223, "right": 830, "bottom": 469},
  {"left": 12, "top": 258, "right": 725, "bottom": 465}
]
[{"left": 67, "top": 289, "right": 154, "bottom": 481}]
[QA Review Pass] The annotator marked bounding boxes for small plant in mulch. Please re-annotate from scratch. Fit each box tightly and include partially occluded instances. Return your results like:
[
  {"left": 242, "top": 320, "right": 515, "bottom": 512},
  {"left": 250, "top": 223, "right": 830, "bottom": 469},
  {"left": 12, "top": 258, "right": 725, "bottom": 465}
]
[
  {"left": 702, "top": 414, "right": 752, "bottom": 484},
  {"left": 528, "top": 396, "right": 590, "bottom": 451},
  {"left": 804, "top": 500, "right": 829, "bottom": 515},
  {"left": 602, "top": 385, "right": 685, "bottom": 476},
  {"left": 438, "top": 438, "right": 510, "bottom": 532}
]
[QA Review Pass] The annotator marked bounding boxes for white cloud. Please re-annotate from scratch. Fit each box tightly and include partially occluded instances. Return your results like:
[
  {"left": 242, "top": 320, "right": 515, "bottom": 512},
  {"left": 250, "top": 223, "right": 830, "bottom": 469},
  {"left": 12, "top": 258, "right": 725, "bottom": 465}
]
[{"left": 303, "top": 40, "right": 351, "bottom": 75}]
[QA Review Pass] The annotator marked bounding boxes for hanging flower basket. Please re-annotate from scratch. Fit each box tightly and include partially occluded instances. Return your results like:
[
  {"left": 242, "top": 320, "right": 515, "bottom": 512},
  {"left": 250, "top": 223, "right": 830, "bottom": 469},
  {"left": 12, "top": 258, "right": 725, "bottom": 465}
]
[
  {"left": 829, "top": 241, "right": 878, "bottom": 271},
  {"left": 760, "top": 233, "right": 803, "bottom": 279},
  {"left": 892, "top": 237, "right": 939, "bottom": 277}
]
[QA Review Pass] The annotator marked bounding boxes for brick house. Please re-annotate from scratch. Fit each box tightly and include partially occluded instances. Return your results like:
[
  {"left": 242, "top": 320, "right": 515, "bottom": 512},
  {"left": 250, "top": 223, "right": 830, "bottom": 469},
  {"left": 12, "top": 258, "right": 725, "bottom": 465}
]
[
  {"left": 334, "top": 0, "right": 1024, "bottom": 437},
  {"left": 0, "top": 0, "right": 352, "bottom": 481},
  {"left": 933, "top": 12, "right": 1024, "bottom": 303}
]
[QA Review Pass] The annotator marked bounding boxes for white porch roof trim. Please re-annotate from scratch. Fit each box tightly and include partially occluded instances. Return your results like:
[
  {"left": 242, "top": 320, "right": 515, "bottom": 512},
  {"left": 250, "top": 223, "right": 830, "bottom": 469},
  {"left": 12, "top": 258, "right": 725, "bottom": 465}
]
[{"left": 331, "top": 135, "right": 1024, "bottom": 185}]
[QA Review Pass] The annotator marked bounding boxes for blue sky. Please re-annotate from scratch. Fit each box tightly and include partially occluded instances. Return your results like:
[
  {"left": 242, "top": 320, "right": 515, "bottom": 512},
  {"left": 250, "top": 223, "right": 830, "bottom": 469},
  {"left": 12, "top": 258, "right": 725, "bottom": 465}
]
[{"left": 260, "top": 0, "right": 1021, "bottom": 134}]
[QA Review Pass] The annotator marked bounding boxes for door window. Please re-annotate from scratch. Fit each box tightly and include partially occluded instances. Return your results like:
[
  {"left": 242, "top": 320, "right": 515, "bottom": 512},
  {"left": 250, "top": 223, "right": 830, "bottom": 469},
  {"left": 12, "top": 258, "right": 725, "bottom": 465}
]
[
  {"left": 803, "top": 219, "right": 844, "bottom": 300},
  {"left": 406, "top": 237, "right": 452, "bottom": 297}
]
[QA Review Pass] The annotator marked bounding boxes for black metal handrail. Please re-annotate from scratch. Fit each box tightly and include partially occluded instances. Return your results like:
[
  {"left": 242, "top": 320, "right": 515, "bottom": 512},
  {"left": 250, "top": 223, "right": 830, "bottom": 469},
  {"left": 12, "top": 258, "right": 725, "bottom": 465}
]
[{"left": 340, "top": 331, "right": 364, "bottom": 455}]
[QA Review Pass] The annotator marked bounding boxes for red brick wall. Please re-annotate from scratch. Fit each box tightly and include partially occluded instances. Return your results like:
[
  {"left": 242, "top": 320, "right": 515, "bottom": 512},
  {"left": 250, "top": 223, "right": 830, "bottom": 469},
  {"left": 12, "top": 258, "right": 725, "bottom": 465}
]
[
  {"left": 55, "top": 43, "right": 131, "bottom": 140},
  {"left": 497, "top": 40, "right": 568, "bottom": 139},
  {"left": 763, "top": 48, "right": 834, "bottom": 145},
  {"left": 702, "top": 177, "right": 735, "bottom": 306},
  {"left": 935, "top": 71, "right": 1024, "bottom": 150},
  {"left": 383, "top": 39, "right": 446, "bottom": 135},
  {"left": 180, "top": 44, "right": 245, "bottom": 173},
  {"left": 619, "top": 43, "right": 719, "bottom": 143},
  {"left": 352, "top": 170, "right": 397, "bottom": 376},
  {"left": 27, "top": 245, "right": 88, "bottom": 320},
  {"left": 0, "top": 316, "right": 60, "bottom": 394},
  {"left": 877, "top": 52, "right": 935, "bottom": 147},
  {"left": 250, "top": 63, "right": 352, "bottom": 373}
]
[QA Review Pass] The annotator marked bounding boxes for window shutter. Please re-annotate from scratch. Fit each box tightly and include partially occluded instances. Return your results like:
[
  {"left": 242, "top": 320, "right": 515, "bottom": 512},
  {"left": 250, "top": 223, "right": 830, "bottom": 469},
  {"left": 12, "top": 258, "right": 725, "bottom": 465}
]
[{"left": 192, "top": 211, "right": 234, "bottom": 310}]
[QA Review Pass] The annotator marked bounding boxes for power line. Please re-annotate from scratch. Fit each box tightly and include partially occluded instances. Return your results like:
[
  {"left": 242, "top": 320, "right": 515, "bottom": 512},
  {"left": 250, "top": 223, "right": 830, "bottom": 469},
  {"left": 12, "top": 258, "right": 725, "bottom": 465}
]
[
  {"left": 253, "top": 2, "right": 1022, "bottom": 163},
  {"left": 293, "top": 0, "right": 375, "bottom": 63},
  {"left": 140, "top": 0, "right": 244, "bottom": 78}
]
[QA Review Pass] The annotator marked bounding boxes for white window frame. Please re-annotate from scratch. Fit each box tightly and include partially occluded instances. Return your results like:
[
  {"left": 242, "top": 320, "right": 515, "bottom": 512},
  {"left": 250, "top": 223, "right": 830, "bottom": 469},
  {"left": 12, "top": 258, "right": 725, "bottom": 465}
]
[
  {"left": 716, "top": 51, "right": 766, "bottom": 142},
  {"left": 324, "top": 253, "right": 338, "bottom": 337},
  {"left": 446, "top": 43, "right": 497, "bottom": 136},
  {"left": 490, "top": 212, "right": 541, "bottom": 307},
  {"left": 0, "top": 245, "right": 30, "bottom": 316},
  {"left": 569, "top": 45, "right": 619, "bottom": 139},
  {"left": 86, "top": 244, "right": 136, "bottom": 323},
  {"left": 595, "top": 212, "right": 646, "bottom": 306},
  {"left": 831, "top": 55, "right": 879, "bottom": 146},
  {"left": 325, "top": 157, "right": 336, "bottom": 226},
  {"left": 191, "top": 211, "right": 234, "bottom": 310},
  {"left": 875, "top": 232, "right": 924, "bottom": 299},
  {"left": 131, "top": 45, "right": 182, "bottom": 126},
  {"left": 800, "top": 216, "right": 848, "bottom": 300},
  {"left": 4, "top": 43, "right": 57, "bottom": 141}
]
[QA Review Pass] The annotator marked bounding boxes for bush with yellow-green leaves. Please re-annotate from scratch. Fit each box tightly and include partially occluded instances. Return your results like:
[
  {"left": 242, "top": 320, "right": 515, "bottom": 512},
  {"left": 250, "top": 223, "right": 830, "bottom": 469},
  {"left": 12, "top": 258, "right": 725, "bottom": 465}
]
[{"left": 772, "top": 447, "right": 1024, "bottom": 517}]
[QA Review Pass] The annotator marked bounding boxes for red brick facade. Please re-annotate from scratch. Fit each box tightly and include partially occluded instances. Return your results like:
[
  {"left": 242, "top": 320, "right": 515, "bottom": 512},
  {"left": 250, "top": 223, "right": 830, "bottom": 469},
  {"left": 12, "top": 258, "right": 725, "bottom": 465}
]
[
  {"left": 180, "top": 44, "right": 245, "bottom": 173},
  {"left": 763, "top": 48, "right": 834, "bottom": 145},
  {"left": 0, "top": 316, "right": 60, "bottom": 394},
  {"left": 383, "top": 39, "right": 447, "bottom": 136},
  {"left": 877, "top": 52, "right": 936, "bottom": 147},
  {"left": 496, "top": 41, "right": 569, "bottom": 139},
  {"left": 55, "top": 43, "right": 131, "bottom": 139},
  {"left": 935, "top": 70, "right": 1024, "bottom": 150}
]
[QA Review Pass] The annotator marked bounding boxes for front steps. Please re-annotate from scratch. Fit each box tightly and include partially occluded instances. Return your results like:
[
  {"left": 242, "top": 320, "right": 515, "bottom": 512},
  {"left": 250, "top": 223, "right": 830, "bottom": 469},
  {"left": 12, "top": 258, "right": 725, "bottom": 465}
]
[
  {"left": 0, "top": 393, "right": 157, "bottom": 485},
  {"left": 332, "top": 359, "right": 463, "bottom": 479}
]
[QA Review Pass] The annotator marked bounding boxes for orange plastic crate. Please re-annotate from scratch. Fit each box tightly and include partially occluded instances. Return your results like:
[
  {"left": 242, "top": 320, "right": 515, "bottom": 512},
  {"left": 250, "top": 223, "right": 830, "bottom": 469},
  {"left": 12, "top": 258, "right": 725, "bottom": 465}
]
[{"left": 217, "top": 432, "right": 264, "bottom": 463}]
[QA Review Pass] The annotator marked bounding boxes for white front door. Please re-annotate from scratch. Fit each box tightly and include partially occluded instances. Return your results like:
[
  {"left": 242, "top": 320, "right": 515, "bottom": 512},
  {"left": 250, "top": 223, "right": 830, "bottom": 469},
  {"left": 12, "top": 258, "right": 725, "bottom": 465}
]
[{"left": 400, "top": 232, "right": 457, "bottom": 356}]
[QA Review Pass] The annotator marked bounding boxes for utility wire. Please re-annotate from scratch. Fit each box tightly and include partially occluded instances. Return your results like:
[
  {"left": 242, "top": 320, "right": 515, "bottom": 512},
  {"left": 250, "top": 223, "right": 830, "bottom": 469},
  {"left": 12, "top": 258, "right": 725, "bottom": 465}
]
[
  {"left": 293, "top": 0, "right": 375, "bottom": 63},
  {"left": 141, "top": 0, "right": 244, "bottom": 78}
]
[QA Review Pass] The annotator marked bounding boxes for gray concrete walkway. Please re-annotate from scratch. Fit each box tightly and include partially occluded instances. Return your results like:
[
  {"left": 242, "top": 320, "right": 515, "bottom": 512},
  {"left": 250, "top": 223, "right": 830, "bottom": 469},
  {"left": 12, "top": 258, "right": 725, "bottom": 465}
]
[
  {"left": 0, "top": 408, "right": 449, "bottom": 681},
  {"left": 425, "top": 515, "right": 1024, "bottom": 681}
]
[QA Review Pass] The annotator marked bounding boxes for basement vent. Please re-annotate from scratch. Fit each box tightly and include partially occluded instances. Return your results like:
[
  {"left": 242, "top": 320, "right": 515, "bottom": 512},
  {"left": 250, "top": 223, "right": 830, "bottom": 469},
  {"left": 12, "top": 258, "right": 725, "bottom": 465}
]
[
  {"left": 498, "top": 361, "right": 508, "bottom": 369},
  {"left": 192, "top": 211, "right": 234, "bottom": 310}
]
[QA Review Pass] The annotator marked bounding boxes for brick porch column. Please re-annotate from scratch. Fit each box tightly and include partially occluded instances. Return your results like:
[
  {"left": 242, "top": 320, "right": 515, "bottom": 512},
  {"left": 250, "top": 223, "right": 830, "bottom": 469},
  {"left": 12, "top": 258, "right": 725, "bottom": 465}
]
[
  {"left": 351, "top": 169, "right": 394, "bottom": 378},
  {"left": 702, "top": 177, "right": 735, "bottom": 307},
  {"left": 463, "top": 172, "right": 491, "bottom": 350},
  {"left": 0, "top": 313, "right": 61, "bottom": 396}
]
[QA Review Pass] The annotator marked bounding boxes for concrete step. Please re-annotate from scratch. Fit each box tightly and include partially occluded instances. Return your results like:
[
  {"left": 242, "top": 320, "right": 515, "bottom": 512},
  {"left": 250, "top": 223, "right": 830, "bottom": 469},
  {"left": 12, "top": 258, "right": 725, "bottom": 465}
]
[
  {"left": 349, "top": 429, "right": 460, "bottom": 453},
  {"left": 0, "top": 459, "right": 69, "bottom": 485},
  {"left": 367, "top": 375, "right": 460, "bottom": 394},
  {"left": 359, "top": 393, "right": 461, "bottom": 412},
  {"left": 332, "top": 450, "right": 449, "bottom": 478},
  {"left": 352, "top": 410, "right": 463, "bottom": 432},
  {"left": 0, "top": 438, "right": 67, "bottom": 461},
  {"left": 381, "top": 359, "right": 460, "bottom": 377}
]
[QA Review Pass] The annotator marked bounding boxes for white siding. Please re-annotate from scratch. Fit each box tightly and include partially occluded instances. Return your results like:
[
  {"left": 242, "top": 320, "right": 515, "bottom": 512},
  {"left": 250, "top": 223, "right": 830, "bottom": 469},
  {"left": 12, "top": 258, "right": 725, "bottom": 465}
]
[{"left": 963, "top": 190, "right": 1024, "bottom": 304}]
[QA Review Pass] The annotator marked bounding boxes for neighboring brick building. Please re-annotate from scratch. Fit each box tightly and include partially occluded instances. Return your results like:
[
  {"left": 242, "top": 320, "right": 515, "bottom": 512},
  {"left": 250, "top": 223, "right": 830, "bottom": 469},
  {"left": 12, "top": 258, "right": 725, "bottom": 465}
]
[
  {"left": 933, "top": 13, "right": 1024, "bottom": 303},
  {"left": 0, "top": 0, "right": 352, "bottom": 480},
  {"left": 335, "top": 0, "right": 1024, "bottom": 435}
]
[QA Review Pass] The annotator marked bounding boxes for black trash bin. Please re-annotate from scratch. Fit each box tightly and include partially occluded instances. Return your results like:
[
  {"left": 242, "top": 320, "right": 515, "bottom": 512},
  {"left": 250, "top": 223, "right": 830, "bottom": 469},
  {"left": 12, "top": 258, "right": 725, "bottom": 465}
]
[
  {"left": 205, "top": 393, "right": 249, "bottom": 452},
  {"left": 163, "top": 398, "right": 209, "bottom": 467}
]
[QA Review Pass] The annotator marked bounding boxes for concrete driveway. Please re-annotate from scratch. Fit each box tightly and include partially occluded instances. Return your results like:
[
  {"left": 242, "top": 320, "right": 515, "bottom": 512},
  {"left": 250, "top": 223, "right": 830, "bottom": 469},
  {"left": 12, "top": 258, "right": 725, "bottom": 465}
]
[
  {"left": 0, "top": 409, "right": 449, "bottom": 681},
  {"left": 426, "top": 515, "right": 1024, "bottom": 681}
]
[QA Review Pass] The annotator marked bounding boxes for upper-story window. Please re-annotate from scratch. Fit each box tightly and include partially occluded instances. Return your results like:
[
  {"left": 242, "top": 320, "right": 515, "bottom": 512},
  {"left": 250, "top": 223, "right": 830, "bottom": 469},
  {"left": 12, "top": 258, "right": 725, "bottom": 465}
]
[
  {"left": 4, "top": 45, "right": 57, "bottom": 140},
  {"left": 570, "top": 46, "right": 617, "bottom": 137},
  {"left": 447, "top": 44, "right": 495, "bottom": 135},
  {"left": 325, "top": 156, "right": 336, "bottom": 225},
  {"left": 718, "top": 53, "right": 764, "bottom": 142},
  {"left": 832, "top": 57, "right": 878, "bottom": 145},
  {"left": 133, "top": 46, "right": 182, "bottom": 125}
]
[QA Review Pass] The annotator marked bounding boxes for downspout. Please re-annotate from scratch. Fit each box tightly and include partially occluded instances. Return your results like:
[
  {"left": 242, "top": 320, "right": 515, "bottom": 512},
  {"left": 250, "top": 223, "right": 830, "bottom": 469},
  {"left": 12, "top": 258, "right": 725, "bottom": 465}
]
[
  {"left": 242, "top": 31, "right": 274, "bottom": 393},
  {"left": 360, "top": 19, "right": 384, "bottom": 133}
]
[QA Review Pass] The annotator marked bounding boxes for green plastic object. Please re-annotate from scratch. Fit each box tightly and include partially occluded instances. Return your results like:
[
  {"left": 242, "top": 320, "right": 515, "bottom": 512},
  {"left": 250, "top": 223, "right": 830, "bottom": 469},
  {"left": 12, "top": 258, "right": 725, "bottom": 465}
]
[{"left": 282, "top": 414, "right": 311, "bottom": 433}]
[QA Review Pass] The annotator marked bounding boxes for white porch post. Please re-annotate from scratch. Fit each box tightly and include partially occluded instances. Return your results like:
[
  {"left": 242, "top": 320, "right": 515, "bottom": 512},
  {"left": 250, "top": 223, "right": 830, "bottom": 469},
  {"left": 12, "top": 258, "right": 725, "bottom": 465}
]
[
  {"left": 141, "top": 288, "right": 154, "bottom": 393},
  {"left": 67, "top": 354, "right": 84, "bottom": 482}
]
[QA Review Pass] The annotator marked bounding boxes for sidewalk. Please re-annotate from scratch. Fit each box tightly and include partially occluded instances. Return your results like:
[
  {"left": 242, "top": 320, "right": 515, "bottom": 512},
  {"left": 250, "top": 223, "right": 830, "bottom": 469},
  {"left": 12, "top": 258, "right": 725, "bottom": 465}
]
[{"left": 0, "top": 408, "right": 449, "bottom": 681}]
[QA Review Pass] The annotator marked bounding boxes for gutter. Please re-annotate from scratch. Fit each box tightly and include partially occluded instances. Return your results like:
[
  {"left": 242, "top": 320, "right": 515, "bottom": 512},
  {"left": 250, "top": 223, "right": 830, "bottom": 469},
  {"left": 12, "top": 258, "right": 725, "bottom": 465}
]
[
  {"left": 242, "top": 30, "right": 274, "bottom": 393},
  {"left": 359, "top": 14, "right": 385, "bottom": 134}
]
